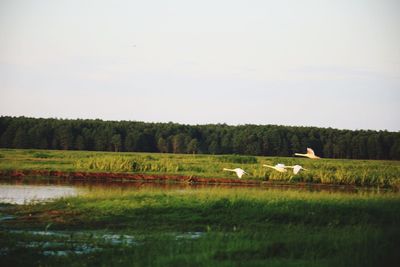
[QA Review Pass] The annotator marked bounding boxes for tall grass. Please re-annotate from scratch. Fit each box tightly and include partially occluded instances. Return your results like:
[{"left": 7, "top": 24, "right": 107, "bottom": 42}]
[
  {"left": 1, "top": 148, "right": 400, "bottom": 187},
  {"left": 218, "top": 155, "right": 258, "bottom": 164},
  {"left": 75, "top": 156, "right": 133, "bottom": 172},
  {"left": 74, "top": 155, "right": 192, "bottom": 173},
  {"left": 10, "top": 186, "right": 400, "bottom": 232}
]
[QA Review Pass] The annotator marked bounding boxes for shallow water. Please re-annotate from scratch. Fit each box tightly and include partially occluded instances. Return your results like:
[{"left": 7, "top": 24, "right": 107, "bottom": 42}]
[
  {"left": 0, "top": 184, "right": 78, "bottom": 204},
  {"left": 1, "top": 229, "right": 204, "bottom": 257},
  {"left": 0, "top": 177, "right": 393, "bottom": 205}
]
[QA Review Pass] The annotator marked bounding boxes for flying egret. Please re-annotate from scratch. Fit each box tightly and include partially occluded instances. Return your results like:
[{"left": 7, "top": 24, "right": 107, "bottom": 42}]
[
  {"left": 263, "top": 163, "right": 287, "bottom": 173},
  {"left": 294, "top": 148, "right": 320, "bottom": 159},
  {"left": 285, "top": 165, "right": 307, "bottom": 174},
  {"left": 223, "top": 168, "right": 248, "bottom": 178}
]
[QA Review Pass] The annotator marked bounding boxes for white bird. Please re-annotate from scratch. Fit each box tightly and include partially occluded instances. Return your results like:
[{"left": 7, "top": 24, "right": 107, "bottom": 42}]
[
  {"left": 223, "top": 168, "right": 248, "bottom": 178},
  {"left": 285, "top": 165, "right": 307, "bottom": 174},
  {"left": 295, "top": 148, "right": 320, "bottom": 159},
  {"left": 263, "top": 163, "right": 287, "bottom": 173}
]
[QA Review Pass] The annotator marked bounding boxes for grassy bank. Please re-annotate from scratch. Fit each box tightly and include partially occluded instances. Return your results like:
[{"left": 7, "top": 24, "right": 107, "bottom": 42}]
[
  {"left": 1, "top": 148, "right": 400, "bottom": 187},
  {"left": 1, "top": 187, "right": 399, "bottom": 266}
]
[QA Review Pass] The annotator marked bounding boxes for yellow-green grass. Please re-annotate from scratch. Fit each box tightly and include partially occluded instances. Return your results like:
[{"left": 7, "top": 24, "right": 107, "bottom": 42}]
[
  {"left": 12, "top": 187, "right": 400, "bottom": 230},
  {"left": 0, "top": 148, "right": 399, "bottom": 187},
  {"left": 1, "top": 187, "right": 399, "bottom": 266}
]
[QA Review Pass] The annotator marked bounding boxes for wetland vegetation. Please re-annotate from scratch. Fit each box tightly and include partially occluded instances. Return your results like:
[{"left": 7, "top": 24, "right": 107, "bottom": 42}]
[
  {"left": 0, "top": 148, "right": 399, "bottom": 188},
  {"left": 1, "top": 185, "right": 399, "bottom": 267},
  {"left": 0, "top": 149, "right": 399, "bottom": 266}
]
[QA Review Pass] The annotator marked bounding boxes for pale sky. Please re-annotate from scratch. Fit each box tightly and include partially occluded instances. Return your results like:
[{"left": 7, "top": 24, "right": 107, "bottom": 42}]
[{"left": 0, "top": 0, "right": 399, "bottom": 131}]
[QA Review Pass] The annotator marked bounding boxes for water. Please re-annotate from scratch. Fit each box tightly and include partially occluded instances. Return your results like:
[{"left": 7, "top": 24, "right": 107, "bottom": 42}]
[
  {"left": 0, "top": 178, "right": 394, "bottom": 259},
  {"left": 0, "top": 184, "right": 78, "bottom": 204},
  {"left": 0, "top": 177, "right": 392, "bottom": 205},
  {"left": 3, "top": 229, "right": 204, "bottom": 257}
]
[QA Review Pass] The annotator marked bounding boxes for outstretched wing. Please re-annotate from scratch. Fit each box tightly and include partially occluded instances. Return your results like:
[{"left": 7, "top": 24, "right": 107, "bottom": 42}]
[
  {"left": 307, "top": 148, "right": 315, "bottom": 156},
  {"left": 292, "top": 165, "right": 302, "bottom": 174}
]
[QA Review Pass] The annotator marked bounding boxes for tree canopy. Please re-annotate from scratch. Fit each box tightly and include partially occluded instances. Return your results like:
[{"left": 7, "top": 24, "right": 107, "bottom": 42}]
[{"left": 1, "top": 116, "right": 399, "bottom": 160}]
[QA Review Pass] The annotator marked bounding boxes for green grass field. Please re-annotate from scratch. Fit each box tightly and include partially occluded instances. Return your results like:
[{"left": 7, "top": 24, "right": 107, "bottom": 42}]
[
  {"left": 1, "top": 149, "right": 399, "bottom": 266},
  {"left": 1, "top": 186, "right": 399, "bottom": 266},
  {"left": 0, "top": 148, "right": 399, "bottom": 187}
]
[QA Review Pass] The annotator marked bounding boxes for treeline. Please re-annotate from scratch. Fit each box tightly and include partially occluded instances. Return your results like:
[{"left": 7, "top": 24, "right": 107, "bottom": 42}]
[{"left": 0, "top": 116, "right": 399, "bottom": 160}]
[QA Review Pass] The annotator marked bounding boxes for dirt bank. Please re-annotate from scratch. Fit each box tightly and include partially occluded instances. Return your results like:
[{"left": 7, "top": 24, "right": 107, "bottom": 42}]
[
  {"left": 0, "top": 169, "right": 262, "bottom": 185},
  {"left": 1, "top": 169, "right": 389, "bottom": 193}
]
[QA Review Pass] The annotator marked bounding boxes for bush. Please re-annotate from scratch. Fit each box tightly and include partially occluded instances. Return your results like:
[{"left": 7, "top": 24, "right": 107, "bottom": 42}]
[
  {"left": 32, "top": 152, "right": 54, "bottom": 158},
  {"left": 75, "top": 156, "right": 133, "bottom": 172},
  {"left": 218, "top": 155, "right": 258, "bottom": 164}
]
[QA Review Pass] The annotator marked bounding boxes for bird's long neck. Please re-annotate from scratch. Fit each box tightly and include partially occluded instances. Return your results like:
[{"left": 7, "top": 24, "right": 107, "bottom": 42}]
[
  {"left": 223, "top": 168, "right": 234, "bottom": 172},
  {"left": 295, "top": 153, "right": 307, "bottom": 157},
  {"left": 263, "top": 165, "right": 274, "bottom": 169}
]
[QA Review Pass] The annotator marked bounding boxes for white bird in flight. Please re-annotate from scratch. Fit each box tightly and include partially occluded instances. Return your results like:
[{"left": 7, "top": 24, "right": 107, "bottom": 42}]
[
  {"left": 285, "top": 165, "right": 307, "bottom": 174},
  {"left": 223, "top": 168, "right": 249, "bottom": 178},
  {"left": 263, "top": 163, "right": 287, "bottom": 173},
  {"left": 295, "top": 148, "right": 320, "bottom": 159},
  {"left": 263, "top": 164, "right": 307, "bottom": 174}
]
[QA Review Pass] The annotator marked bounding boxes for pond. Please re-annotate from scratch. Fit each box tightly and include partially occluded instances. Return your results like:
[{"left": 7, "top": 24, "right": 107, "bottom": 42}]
[
  {"left": 0, "top": 177, "right": 392, "bottom": 205},
  {"left": 0, "top": 177, "right": 398, "bottom": 266},
  {"left": 0, "top": 184, "right": 78, "bottom": 205}
]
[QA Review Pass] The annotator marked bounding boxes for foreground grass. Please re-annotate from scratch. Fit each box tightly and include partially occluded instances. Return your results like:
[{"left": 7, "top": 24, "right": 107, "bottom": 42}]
[
  {"left": 1, "top": 187, "right": 399, "bottom": 266},
  {"left": 1, "top": 148, "right": 400, "bottom": 187}
]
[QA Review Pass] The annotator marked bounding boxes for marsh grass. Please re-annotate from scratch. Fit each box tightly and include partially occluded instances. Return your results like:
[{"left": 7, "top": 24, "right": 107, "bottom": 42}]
[
  {"left": 1, "top": 187, "right": 399, "bottom": 267},
  {"left": 218, "top": 155, "right": 258, "bottom": 164},
  {"left": 11, "top": 187, "right": 400, "bottom": 231},
  {"left": 0, "top": 148, "right": 399, "bottom": 187},
  {"left": 2, "top": 226, "right": 398, "bottom": 267},
  {"left": 32, "top": 152, "right": 55, "bottom": 159}
]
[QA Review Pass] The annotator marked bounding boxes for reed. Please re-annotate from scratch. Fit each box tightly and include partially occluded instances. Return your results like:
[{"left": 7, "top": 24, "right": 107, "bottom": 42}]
[{"left": 1, "top": 148, "right": 399, "bottom": 187}]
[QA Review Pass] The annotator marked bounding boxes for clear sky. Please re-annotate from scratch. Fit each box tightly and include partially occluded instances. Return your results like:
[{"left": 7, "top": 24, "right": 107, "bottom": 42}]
[{"left": 0, "top": 0, "right": 399, "bottom": 131}]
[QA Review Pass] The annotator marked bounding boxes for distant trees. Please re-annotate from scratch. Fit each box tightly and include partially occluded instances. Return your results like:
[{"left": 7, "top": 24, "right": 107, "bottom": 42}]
[
  {"left": 187, "top": 138, "right": 199, "bottom": 154},
  {"left": 0, "top": 116, "right": 399, "bottom": 160},
  {"left": 111, "top": 134, "right": 122, "bottom": 152}
]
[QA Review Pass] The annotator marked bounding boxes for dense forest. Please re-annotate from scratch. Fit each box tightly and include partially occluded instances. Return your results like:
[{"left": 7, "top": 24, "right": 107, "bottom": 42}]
[{"left": 0, "top": 116, "right": 399, "bottom": 160}]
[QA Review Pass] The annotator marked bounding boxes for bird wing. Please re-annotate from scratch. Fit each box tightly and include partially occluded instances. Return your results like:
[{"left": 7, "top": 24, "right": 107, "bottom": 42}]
[
  {"left": 293, "top": 165, "right": 302, "bottom": 174},
  {"left": 307, "top": 148, "right": 315, "bottom": 155},
  {"left": 276, "top": 163, "right": 286, "bottom": 168}
]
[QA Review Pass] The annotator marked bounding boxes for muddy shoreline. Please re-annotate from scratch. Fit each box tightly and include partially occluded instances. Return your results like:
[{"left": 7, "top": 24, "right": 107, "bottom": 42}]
[
  {"left": 0, "top": 169, "right": 259, "bottom": 184},
  {"left": 0, "top": 169, "right": 396, "bottom": 192}
]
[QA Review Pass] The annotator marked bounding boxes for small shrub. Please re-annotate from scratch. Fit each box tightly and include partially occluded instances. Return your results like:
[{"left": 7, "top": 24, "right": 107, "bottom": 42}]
[
  {"left": 76, "top": 156, "right": 133, "bottom": 172},
  {"left": 218, "top": 155, "right": 258, "bottom": 164},
  {"left": 144, "top": 155, "right": 156, "bottom": 161},
  {"left": 32, "top": 152, "right": 54, "bottom": 159}
]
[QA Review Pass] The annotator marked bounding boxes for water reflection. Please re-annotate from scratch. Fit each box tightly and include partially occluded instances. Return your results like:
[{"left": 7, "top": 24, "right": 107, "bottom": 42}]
[
  {"left": 0, "top": 184, "right": 78, "bottom": 205},
  {"left": 0, "top": 177, "right": 394, "bottom": 205}
]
